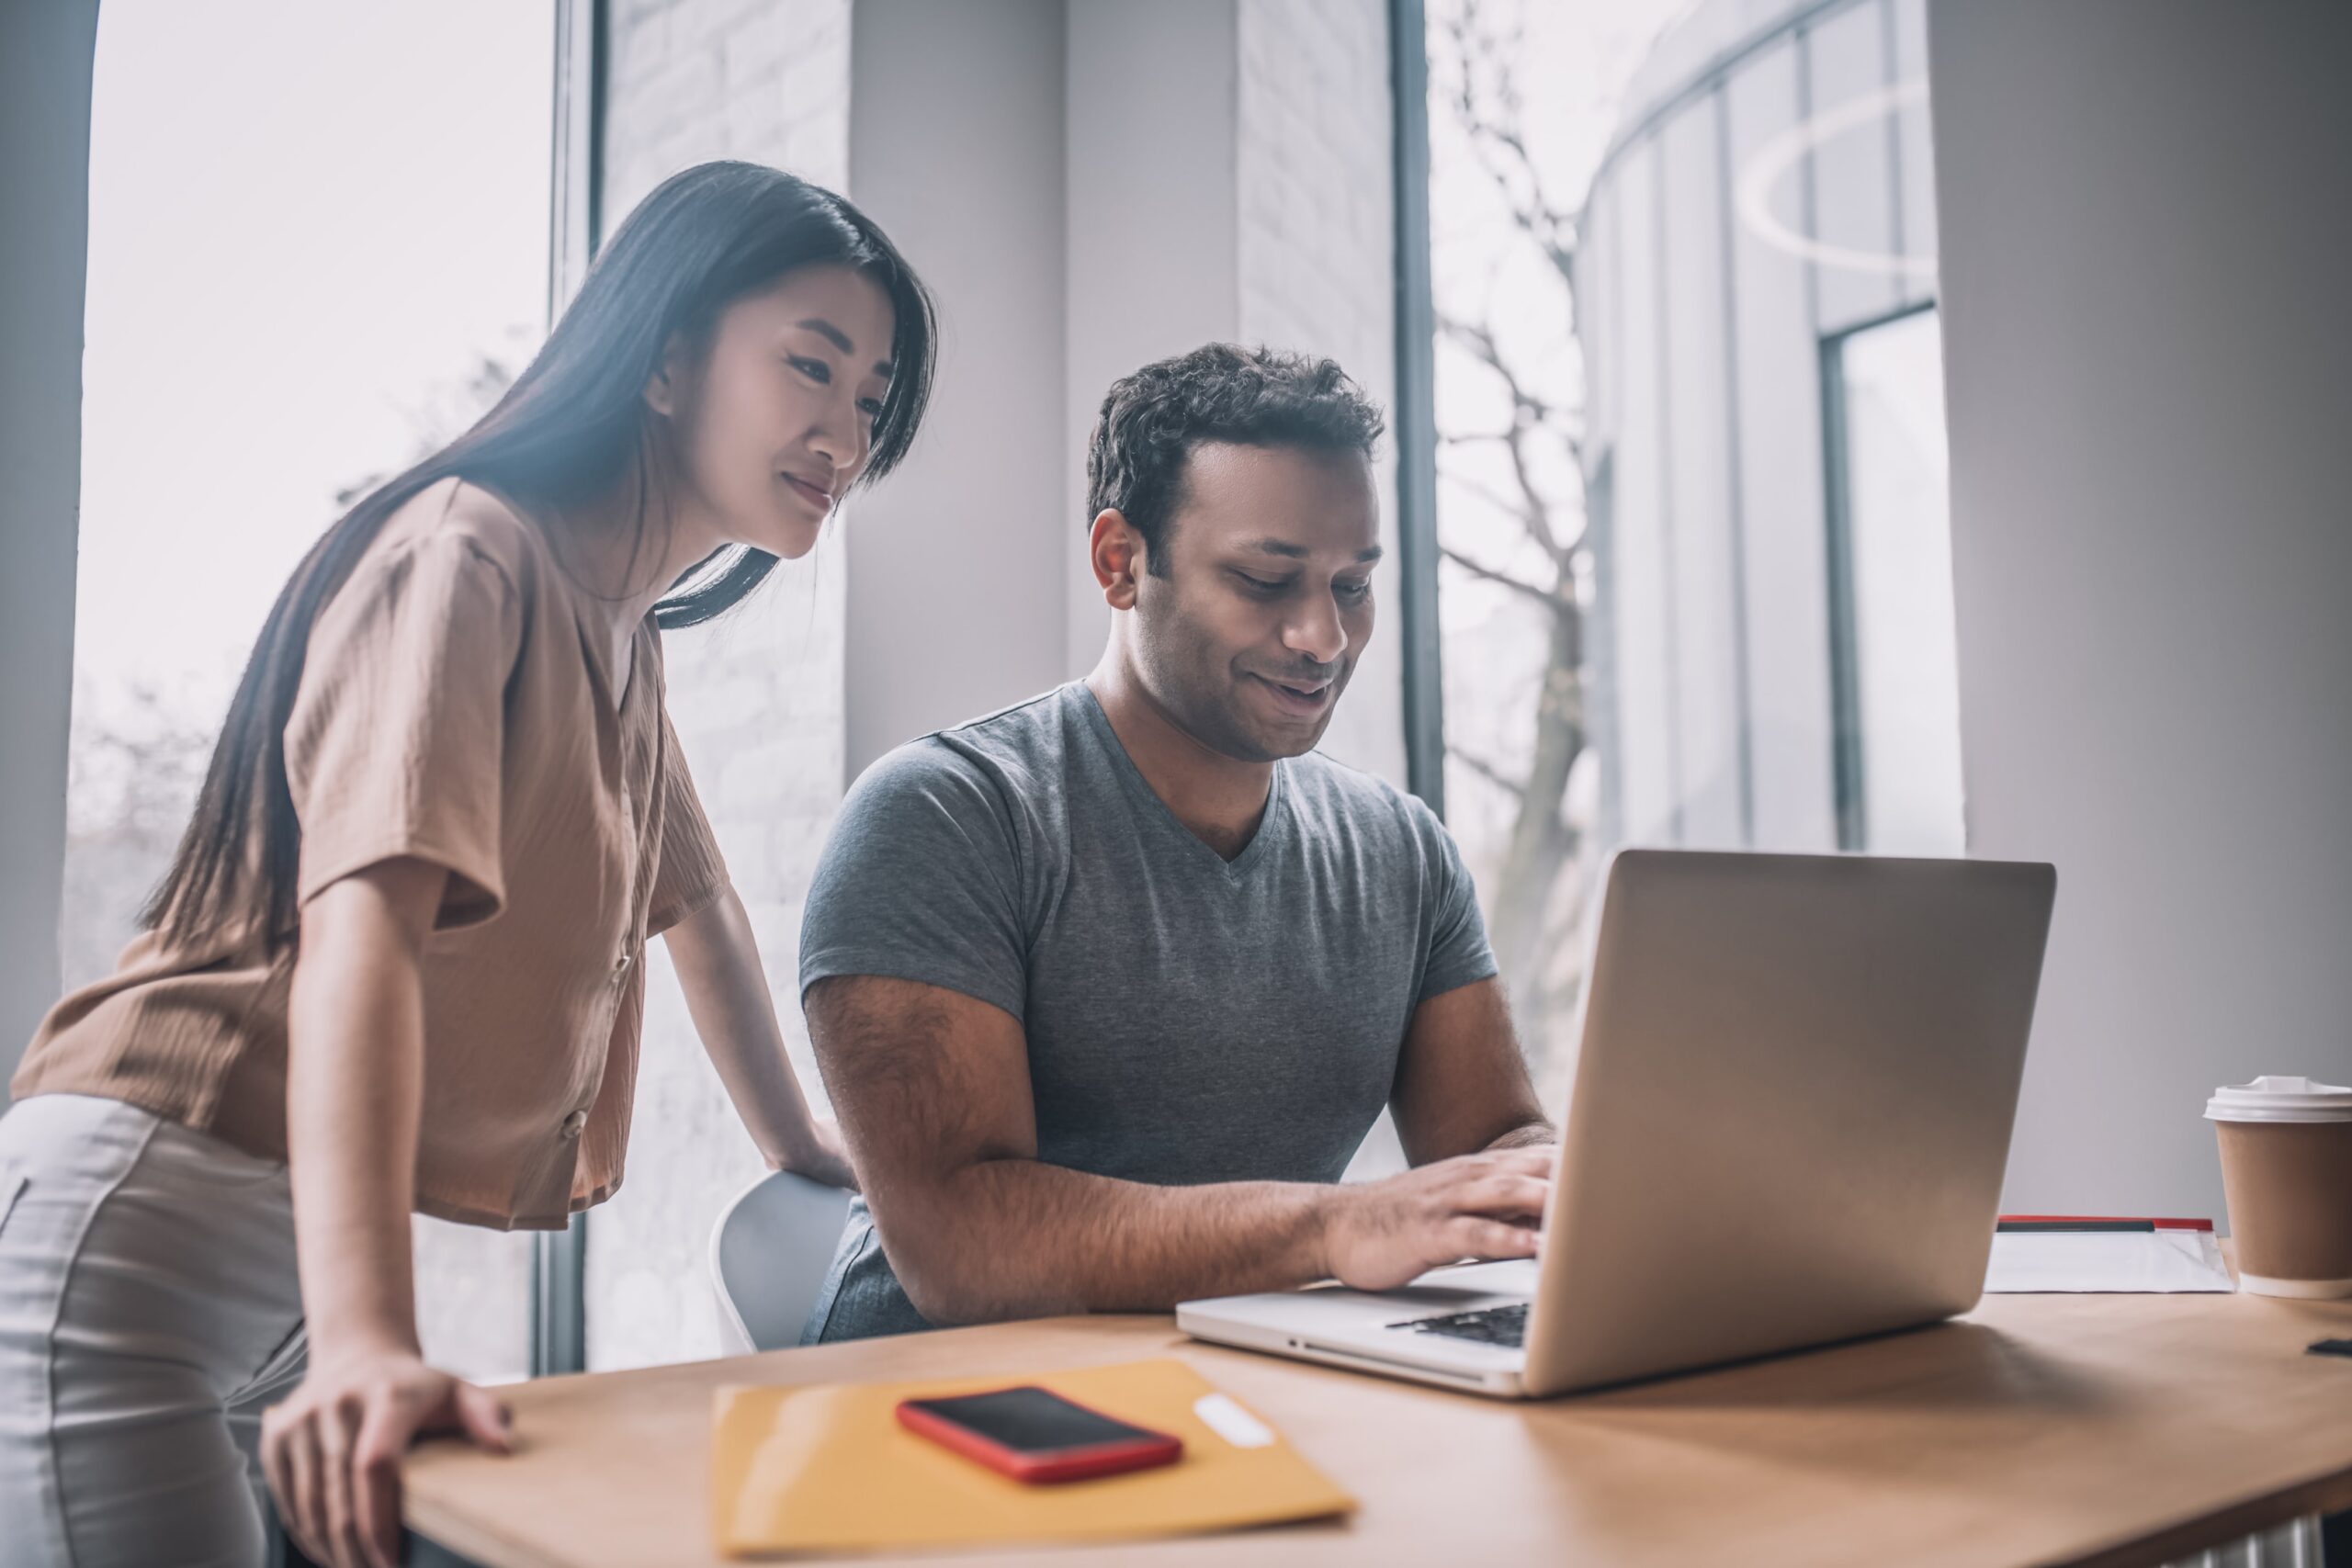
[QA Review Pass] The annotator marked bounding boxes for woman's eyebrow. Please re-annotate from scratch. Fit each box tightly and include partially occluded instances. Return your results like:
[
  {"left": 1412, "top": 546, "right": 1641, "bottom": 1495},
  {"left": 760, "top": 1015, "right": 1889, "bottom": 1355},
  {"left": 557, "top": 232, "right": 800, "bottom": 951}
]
[
  {"left": 795, "top": 316, "right": 894, "bottom": 379},
  {"left": 796, "top": 317, "right": 854, "bottom": 354}
]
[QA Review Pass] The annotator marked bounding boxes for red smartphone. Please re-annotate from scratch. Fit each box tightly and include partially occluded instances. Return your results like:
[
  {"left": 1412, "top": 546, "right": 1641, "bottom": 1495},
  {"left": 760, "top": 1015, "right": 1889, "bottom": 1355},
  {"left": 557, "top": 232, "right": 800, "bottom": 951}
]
[{"left": 894, "top": 1386, "right": 1183, "bottom": 1484}]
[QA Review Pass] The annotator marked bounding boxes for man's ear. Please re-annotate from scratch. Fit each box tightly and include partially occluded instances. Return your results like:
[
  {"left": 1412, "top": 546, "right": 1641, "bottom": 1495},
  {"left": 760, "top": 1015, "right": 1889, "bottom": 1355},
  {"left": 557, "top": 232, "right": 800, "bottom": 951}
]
[{"left": 1090, "top": 510, "right": 1147, "bottom": 609}]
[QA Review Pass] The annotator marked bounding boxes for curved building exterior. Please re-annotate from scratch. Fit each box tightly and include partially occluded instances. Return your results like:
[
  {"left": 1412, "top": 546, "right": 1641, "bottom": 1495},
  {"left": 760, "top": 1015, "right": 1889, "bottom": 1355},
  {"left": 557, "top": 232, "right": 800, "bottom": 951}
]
[{"left": 1577, "top": 0, "right": 1960, "bottom": 857}]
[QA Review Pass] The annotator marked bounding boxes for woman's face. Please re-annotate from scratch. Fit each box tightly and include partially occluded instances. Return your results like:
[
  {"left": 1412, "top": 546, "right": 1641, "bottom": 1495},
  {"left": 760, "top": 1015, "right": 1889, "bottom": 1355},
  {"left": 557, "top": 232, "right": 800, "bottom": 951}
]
[{"left": 658, "top": 263, "right": 899, "bottom": 561}]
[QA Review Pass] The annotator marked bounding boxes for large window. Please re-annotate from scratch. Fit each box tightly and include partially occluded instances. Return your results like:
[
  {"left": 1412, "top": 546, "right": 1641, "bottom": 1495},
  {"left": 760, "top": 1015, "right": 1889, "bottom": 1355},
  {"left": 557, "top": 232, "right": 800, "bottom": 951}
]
[
  {"left": 71, "top": 0, "right": 557, "bottom": 1382},
  {"left": 1421, "top": 0, "right": 1955, "bottom": 1092}
]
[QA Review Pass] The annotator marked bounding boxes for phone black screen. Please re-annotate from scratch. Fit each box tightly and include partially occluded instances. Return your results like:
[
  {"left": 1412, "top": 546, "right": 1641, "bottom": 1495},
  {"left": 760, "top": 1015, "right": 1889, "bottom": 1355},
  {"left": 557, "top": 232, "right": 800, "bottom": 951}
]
[{"left": 905, "top": 1388, "right": 1156, "bottom": 1454}]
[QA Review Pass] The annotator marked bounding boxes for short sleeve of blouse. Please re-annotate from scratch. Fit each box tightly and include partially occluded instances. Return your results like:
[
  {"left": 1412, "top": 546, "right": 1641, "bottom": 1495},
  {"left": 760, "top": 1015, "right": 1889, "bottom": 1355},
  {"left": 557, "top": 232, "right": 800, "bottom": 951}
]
[
  {"left": 648, "top": 709, "right": 729, "bottom": 936},
  {"left": 283, "top": 532, "right": 520, "bottom": 929}
]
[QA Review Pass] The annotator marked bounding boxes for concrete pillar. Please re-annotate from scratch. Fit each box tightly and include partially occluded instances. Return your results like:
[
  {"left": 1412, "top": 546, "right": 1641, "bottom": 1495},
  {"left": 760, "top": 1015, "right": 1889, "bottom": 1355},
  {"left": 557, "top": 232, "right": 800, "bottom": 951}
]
[{"left": 0, "top": 1, "right": 100, "bottom": 1089}]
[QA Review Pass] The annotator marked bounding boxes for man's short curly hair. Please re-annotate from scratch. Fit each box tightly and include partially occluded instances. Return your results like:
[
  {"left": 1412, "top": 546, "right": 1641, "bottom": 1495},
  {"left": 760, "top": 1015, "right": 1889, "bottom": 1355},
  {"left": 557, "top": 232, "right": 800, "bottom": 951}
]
[{"left": 1085, "top": 344, "right": 1385, "bottom": 576}]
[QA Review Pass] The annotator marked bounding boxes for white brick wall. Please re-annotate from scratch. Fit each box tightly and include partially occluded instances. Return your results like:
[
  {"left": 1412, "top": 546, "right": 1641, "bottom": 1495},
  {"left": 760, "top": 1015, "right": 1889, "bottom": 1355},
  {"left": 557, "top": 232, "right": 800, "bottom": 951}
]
[
  {"left": 588, "top": 0, "right": 852, "bottom": 1373},
  {"left": 1237, "top": 0, "right": 1406, "bottom": 786},
  {"left": 1238, "top": 0, "right": 1408, "bottom": 1177},
  {"left": 602, "top": 0, "right": 849, "bottom": 207}
]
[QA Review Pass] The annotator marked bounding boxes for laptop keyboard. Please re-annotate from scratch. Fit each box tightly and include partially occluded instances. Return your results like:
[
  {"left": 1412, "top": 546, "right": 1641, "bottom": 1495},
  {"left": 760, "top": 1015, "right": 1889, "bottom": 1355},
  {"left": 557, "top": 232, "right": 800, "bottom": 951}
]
[{"left": 1389, "top": 1302, "right": 1529, "bottom": 1348}]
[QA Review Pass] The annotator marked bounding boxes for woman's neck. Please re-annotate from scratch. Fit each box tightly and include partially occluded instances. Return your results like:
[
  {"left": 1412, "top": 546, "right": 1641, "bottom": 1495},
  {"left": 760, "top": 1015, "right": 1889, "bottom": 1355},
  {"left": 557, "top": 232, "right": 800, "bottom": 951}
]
[{"left": 560, "top": 448, "right": 729, "bottom": 637}]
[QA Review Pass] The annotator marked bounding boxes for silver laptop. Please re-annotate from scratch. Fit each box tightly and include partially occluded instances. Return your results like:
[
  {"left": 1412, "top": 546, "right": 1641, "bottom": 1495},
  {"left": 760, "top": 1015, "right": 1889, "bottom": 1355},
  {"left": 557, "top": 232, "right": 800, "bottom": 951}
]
[{"left": 1178, "top": 849, "right": 2056, "bottom": 1399}]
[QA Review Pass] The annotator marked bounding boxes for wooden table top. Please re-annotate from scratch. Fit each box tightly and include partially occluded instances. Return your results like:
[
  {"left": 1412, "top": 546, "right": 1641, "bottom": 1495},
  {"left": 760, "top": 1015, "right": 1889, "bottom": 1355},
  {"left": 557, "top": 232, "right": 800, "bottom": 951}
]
[{"left": 405, "top": 1287, "right": 2352, "bottom": 1568}]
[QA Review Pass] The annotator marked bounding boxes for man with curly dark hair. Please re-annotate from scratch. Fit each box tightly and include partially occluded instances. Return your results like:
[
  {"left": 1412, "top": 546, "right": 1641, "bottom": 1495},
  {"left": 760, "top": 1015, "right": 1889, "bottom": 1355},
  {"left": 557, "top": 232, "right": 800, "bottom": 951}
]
[{"left": 796, "top": 344, "right": 1555, "bottom": 1342}]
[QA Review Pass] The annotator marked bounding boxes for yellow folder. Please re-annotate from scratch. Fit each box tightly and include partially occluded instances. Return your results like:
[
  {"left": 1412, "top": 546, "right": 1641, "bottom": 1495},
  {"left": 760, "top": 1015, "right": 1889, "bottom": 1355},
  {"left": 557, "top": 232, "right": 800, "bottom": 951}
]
[{"left": 710, "top": 1357, "right": 1354, "bottom": 1557}]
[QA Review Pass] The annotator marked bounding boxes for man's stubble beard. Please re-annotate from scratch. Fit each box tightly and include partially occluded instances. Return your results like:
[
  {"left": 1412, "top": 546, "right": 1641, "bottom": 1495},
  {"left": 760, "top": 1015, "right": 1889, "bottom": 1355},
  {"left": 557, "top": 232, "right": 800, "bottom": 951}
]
[{"left": 1131, "top": 588, "right": 1348, "bottom": 765}]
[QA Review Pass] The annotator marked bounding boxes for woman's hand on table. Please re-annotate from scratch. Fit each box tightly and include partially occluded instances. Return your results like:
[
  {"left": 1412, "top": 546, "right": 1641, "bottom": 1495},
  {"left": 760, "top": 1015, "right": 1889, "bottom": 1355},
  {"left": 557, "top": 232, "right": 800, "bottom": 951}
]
[{"left": 262, "top": 1341, "right": 513, "bottom": 1568}]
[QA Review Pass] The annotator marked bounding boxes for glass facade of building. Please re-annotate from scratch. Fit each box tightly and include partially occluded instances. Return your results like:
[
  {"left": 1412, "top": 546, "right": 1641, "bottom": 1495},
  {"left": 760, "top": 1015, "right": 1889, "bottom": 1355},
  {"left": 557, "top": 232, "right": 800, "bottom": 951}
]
[{"left": 1577, "top": 0, "right": 1952, "bottom": 860}]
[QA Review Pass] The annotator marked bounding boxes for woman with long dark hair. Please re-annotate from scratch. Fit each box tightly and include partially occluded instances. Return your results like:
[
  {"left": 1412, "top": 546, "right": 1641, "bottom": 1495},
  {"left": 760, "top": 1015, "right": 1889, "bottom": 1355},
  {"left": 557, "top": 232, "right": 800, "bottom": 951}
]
[{"left": 0, "top": 161, "right": 934, "bottom": 1568}]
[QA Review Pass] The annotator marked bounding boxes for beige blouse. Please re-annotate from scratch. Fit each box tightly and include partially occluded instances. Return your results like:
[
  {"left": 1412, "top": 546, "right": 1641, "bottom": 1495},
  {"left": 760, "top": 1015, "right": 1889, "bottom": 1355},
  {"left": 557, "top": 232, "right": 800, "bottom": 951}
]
[{"left": 12, "top": 479, "right": 729, "bottom": 1229}]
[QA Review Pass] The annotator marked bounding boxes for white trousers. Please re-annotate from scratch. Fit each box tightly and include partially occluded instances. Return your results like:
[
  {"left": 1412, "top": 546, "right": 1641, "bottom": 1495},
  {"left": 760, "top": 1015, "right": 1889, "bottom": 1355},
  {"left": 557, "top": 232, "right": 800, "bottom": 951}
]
[{"left": 0, "top": 1093, "right": 308, "bottom": 1568}]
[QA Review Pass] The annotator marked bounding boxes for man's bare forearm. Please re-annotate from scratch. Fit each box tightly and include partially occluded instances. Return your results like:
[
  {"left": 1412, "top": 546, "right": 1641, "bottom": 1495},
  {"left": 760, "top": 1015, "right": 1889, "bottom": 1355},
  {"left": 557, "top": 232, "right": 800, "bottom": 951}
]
[
  {"left": 809, "top": 976, "right": 1553, "bottom": 1326},
  {"left": 888, "top": 1160, "right": 1336, "bottom": 1324},
  {"left": 1484, "top": 1117, "right": 1556, "bottom": 1153},
  {"left": 811, "top": 976, "right": 1347, "bottom": 1321}
]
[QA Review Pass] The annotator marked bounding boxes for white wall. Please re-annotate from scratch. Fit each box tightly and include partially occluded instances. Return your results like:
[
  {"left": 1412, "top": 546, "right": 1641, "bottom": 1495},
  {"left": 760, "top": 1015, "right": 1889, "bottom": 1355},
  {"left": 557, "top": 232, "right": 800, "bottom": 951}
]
[
  {"left": 0, "top": 0, "right": 99, "bottom": 1089},
  {"left": 1928, "top": 0, "right": 2352, "bottom": 1221},
  {"left": 1060, "top": 0, "right": 1246, "bottom": 697},
  {"left": 846, "top": 0, "right": 1070, "bottom": 777}
]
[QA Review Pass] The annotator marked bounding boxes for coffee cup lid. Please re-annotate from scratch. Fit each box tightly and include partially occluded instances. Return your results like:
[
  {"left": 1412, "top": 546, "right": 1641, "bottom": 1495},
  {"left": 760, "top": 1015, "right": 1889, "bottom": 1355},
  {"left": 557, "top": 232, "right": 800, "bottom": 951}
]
[{"left": 2204, "top": 1075, "right": 2352, "bottom": 1124}]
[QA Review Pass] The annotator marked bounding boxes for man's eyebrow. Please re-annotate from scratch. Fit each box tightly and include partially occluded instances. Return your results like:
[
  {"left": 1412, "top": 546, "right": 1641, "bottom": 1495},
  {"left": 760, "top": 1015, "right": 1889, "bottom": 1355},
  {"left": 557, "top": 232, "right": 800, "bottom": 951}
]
[
  {"left": 1238, "top": 538, "right": 1385, "bottom": 565},
  {"left": 795, "top": 316, "right": 897, "bottom": 378}
]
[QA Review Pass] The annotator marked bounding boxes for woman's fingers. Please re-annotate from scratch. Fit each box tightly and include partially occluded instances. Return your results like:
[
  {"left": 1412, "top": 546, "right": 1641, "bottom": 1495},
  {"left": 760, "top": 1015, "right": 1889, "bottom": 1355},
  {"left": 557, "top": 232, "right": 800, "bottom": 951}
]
[
  {"left": 276, "top": 1404, "right": 330, "bottom": 1566},
  {"left": 318, "top": 1394, "right": 368, "bottom": 1568},
  {"left": 450, "top": 1380, "right": 515, "bottom": 1454},
  {"left": 260, "top": 1404, "right": 299, "bottom": 1547},
  {"left": 349, "top": 1373, "right": 509, "bottom": 1568},
  {"left": 269, "top": 1352, "right": 517, "bottom": 1568},
  {"left": 352, "top": 1387, "right": 424, "bottom": 1568}
]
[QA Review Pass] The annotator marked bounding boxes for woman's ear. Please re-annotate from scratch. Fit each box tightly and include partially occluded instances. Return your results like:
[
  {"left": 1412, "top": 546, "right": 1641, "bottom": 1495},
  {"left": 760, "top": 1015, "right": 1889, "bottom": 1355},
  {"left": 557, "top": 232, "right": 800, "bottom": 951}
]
[{"left": 642, "top": 333, "right": 689, "bottom": 418}]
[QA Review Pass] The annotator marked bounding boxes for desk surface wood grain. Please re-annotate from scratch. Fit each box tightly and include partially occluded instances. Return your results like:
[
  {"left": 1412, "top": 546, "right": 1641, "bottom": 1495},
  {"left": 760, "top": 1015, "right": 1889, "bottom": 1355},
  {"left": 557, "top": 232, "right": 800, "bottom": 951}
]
[{"left": 405, "top": 1288, "right": 2352, "bottom": 1568}]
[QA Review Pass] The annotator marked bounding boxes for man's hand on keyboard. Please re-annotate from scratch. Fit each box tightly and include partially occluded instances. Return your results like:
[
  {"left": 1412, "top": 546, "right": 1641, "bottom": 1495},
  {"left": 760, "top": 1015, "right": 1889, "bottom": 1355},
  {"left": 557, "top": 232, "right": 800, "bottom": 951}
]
[{"left": 1318, "top": 1146, "right": 1553, "bottom": 1293}]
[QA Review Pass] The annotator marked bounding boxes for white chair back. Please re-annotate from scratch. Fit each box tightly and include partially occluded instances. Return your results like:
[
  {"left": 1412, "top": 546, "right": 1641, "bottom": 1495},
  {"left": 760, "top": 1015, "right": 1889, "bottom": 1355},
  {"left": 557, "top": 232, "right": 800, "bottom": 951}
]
[{"left": 708, "top": 1169, "right": 854, "bottom": 1355}]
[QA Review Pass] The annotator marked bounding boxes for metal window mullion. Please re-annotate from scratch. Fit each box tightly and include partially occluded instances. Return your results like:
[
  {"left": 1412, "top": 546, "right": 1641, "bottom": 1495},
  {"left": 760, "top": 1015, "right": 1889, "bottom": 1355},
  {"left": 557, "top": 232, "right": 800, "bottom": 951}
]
[
  {"left": 1651, "top": 146, "right": 1683, "bottom": 846},
  {"left": 530, "top": 0, "right": 605, "bottom": 1381},
  {"left": 1388, "top": 0, "right": 1446, "bottom": 818},
  {"left": 1713, "top": 85, "right": 1757, "bottom": 847},
  {"left": 1819, "top": 329, "right": 1866, "bottom": 852}
]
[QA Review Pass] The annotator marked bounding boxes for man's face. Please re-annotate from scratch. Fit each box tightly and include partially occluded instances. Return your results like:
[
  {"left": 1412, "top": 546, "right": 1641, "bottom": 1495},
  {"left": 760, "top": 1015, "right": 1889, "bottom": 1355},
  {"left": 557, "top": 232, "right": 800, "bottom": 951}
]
[{"left": 1129, "top": 442, "right": 1381, "bottom": 762}]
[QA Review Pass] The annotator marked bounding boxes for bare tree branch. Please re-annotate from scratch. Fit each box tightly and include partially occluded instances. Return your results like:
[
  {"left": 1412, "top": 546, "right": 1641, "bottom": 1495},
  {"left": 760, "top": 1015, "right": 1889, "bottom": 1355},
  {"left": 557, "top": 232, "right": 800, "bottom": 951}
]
[
  {"left": 1442, "top": 0, "right": 1580, "bottom": 288},
  {"left": 1437, "top": 466, "right": 1540, "bottom": 529},
  {"left": 1464, "top": 129, "right": 1577, "bottom": 286},
  {"left": 1439, "top": 317, "right": 1557, "bottom": 424},
  {"left": 1430, "top": 0, "right": 1602, "bottom": 1056},
  {"left": 1500, "top": 422, "right": 1571, "bottom": 561},
  {"left": 1440, "top": 545, "right": 1563, "bottom": 611},
  {"left": 1445, "top": 746, "right": 1529, "bottom": 799},
  {"left": 1433, "top": 313, "right": 1586, "bottom": 563},
  {"left": 1436, "top": 313, "right": 1591, "bottom": 454}
]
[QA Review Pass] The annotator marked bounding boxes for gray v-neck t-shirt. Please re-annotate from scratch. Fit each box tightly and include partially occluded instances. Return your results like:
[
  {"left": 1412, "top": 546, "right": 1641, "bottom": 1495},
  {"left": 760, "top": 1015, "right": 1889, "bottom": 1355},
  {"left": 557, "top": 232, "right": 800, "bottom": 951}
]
[{"left": 797, "top": 682, "right": 1497, "bottom": 1341}]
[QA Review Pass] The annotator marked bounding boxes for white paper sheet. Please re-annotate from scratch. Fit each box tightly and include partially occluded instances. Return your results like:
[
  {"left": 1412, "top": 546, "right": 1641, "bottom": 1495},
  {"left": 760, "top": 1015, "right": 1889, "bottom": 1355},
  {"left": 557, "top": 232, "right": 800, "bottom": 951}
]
[{"left": 1983, "top": 1228, "right": 2235, "bottom": 1292}]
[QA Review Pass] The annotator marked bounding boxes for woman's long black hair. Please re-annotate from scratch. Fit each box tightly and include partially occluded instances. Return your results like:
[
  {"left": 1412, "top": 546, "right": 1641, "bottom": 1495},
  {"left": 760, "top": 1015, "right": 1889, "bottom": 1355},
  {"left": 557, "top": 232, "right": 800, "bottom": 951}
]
[{"left": 141, "top": 161, "right": 936, "bottom": 954}]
